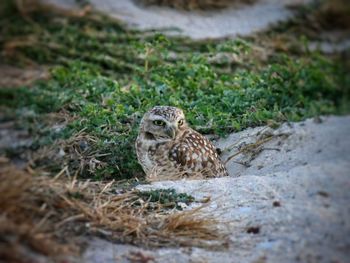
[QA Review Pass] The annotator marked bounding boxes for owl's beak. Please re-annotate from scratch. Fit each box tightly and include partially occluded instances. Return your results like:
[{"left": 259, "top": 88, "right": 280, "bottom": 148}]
[{"left": 166, "top": 126, "right": 177, "bottom": 139}]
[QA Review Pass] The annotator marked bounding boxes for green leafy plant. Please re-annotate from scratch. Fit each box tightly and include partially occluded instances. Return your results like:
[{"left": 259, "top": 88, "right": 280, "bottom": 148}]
[
  {"left": 0, "top": 3, "right": 349, "bottom": 179},
  {"left": 137, "top": 189, "right": 195, "bottom": 210}
]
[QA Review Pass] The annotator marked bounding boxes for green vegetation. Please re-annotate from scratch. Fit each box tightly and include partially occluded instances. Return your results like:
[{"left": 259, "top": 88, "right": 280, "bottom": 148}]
[
  {"left": 0, "top": 2, "right": 349, "bottom": 180},
  {"left": 137, "top": 189, "right": 195, "bottom": 210}
]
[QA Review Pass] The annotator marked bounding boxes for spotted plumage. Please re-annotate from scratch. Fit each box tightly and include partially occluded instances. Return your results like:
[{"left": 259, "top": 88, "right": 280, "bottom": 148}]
[{"left": 135, "top": 106, "right": 228, "bottom": 180}]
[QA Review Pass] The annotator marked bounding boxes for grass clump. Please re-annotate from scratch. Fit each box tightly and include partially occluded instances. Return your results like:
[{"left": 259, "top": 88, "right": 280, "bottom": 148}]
[
  {"left": 0, "top": 164, "right": 226, "bottom": 261},
  {"left": 0, "top": 1, "right": 349, "bottom": 180},
  {"left": 137, "top": 189, "right": 195, "bottom": 210}
]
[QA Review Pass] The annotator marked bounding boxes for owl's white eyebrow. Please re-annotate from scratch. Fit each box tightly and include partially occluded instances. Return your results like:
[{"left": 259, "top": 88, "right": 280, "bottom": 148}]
[{"left": 149, "top": 116, "right": 166, "bottom": 121}]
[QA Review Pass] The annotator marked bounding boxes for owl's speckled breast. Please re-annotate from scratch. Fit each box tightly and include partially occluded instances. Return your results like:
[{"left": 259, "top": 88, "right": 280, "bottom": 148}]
[{"left": 135, "top": 136, "right": 175, "bottom": 175}]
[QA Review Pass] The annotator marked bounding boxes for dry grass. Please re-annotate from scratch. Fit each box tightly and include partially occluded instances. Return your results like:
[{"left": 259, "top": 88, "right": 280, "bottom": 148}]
[
  {"left": 0, "top": 164, "right": 227, "bottom": 261},
  {"left": 11, "top": 0, "right": 92, "bottom": 19},
  {"left": 0, "top": 65, "right": 49, "bottom": 88},
  {"left": 0, "top": 165, "right": 76, "bottom": 262},
  {"left": 146, "top": 165, "right": 227, "bottom": 182},
  {"left": 30, "top": 129, "right": 103, "bottom": 176},
  {"left": 224, "top": 135, "right": 274, "bottom": 166},
  {"left": 224, "top": 128, "right": 291, "bottom": 167}
]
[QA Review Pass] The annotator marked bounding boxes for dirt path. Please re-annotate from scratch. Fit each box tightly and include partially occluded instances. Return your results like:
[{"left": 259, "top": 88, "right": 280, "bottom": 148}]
[{"left": 46, "top": 0, "right": 311, "bottom": 39}]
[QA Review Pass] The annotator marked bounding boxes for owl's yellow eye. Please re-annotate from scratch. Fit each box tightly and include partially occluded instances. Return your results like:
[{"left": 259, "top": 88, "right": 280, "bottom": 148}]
[
  {"left": 178, "top": 119, "right": 184, "bottom": 126},
  {"left": 153, "top": 120, "right": 165, "bottom": 126}
]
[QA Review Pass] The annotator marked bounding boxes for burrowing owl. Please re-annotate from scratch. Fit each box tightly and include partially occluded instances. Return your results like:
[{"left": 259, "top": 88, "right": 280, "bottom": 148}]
[{"left": 135, "top": 106, "right": 228, "bottom": 180}]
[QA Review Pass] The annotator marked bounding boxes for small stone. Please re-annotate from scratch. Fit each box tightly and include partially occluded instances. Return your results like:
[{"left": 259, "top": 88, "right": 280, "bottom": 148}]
[
  {"left": 246, "top": 226, "right": 260, "bottom": 234},
  {"left": 58, "top": 148, "right": 65, "bottom": 157},
  {"left": 273, "top": 201, "right": 281, "bottom": 207}
]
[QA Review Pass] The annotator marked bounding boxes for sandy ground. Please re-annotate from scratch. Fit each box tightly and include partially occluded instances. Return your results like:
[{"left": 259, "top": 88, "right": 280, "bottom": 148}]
[
  {"left": 46, "top": 0, "right": 311, "bottom": 39},
  {"left": 84, "top": 116, "right": 350, "bottom": 263}
]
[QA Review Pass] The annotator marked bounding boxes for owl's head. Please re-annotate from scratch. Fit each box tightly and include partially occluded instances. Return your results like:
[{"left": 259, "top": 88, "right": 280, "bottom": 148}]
[{"left": 139, "top": 106, "right": 188, "bottom": 141}]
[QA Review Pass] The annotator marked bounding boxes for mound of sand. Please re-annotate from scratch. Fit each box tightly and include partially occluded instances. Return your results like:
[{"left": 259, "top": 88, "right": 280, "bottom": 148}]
[{"left": 84, "top": 116, "right": 350, "bottom": 262}]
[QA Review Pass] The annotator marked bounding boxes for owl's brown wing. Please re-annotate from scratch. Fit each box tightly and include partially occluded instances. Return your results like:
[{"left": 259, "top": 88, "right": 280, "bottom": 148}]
[{"left": 169, "top": 129, "right": 228, "bottom": 177}]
